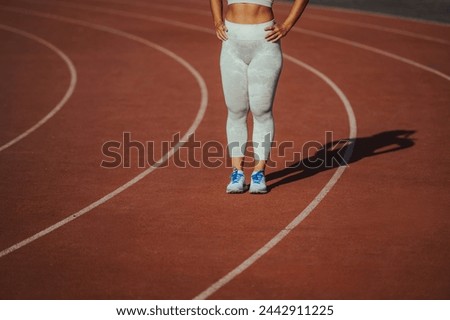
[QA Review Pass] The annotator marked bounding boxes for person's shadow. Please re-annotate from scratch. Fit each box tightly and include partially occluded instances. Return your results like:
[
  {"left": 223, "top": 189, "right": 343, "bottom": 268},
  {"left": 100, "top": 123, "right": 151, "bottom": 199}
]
[{"left": 266, "top": 130, "right": 416, "bottom": 191}]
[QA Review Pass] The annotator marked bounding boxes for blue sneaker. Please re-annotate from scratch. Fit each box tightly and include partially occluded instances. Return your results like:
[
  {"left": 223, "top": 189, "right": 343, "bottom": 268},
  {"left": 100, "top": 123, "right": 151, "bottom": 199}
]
[
  {"left": 249, "top": 170, "right": 267, "bottom": 194},
  {"left": 226, "top": 169, "right": 245, "bottom": 193}
]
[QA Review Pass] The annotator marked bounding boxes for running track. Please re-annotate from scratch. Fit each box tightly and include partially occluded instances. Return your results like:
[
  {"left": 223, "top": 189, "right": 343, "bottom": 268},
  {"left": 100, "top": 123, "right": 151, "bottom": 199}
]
[{"left": 0, "top": 0, "right": 449, "bottom": 299}]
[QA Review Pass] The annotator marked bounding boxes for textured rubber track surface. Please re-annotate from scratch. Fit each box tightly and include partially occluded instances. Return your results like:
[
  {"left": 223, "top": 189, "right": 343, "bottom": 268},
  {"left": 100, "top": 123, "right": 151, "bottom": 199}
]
[{"left": 0, "top": 0, "right": 449, "bottom": 299}]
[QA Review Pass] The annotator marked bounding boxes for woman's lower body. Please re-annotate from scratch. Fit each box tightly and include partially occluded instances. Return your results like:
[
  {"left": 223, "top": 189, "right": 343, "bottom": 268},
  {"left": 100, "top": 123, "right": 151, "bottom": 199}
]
[{"left": 220, "top": 19, "right": 283, "bottom": 193}]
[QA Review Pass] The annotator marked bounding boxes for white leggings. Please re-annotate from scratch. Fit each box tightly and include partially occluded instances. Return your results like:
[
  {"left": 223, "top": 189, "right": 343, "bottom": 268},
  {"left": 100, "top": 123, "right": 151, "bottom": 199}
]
[{"left": 220, "top": 20, "right": 283, "bottom": 161}]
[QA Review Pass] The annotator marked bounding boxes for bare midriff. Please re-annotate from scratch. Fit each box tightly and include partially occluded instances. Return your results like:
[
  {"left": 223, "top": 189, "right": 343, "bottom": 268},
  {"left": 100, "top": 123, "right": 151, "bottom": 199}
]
[{"left": 225, "top": 4, "right": 274, "bottom": 24}]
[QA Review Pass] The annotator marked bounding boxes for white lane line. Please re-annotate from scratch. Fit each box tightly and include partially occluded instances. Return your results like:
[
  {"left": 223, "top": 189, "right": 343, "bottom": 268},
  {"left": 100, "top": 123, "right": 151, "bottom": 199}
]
[
  {"left": 194, "top": 54, "right": 357, "bottom": 299},
  {"left": 54, "top": 1, "right": 450, "bottom": 299},
  {"left": 29, "top": 0, "right": 357, "bottom": 299},
  {"left": 293, "top": 28, "right": 450, "bottom": 81},
  {"left": 67, "top": 0, "right": 450, "bottom": 80},
  {"left": 10, "top": 0, "right": 450, "bottom": 298},
  {"left": 89, "top": 0, "right": 450, "bottom": 45},
  {"left": 305, "top": 14, "right": 449, "bottom": 45},
  {"left": 0, "top": 24, "right": 77, "bottom": 153},
  {"left": 0, "top": 6, "right": 208, "bottom": 259},
  {"left": 94, "top": 0, "right": 211, "bottom": 16},
  {"left": 174, "top": 0, "right": 450, "bottom": 27},
  {"left": 308, "top": 4, "right": 450, "bottom": 28},
  {"left": 17, "top": 0, "right": 214, "bottom": 34}
]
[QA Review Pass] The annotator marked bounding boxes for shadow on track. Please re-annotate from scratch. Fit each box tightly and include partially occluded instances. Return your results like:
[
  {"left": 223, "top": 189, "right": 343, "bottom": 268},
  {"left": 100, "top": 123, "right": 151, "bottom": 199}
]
[{"left": 266, "top": 129, "right": 416, "bottom": 190}]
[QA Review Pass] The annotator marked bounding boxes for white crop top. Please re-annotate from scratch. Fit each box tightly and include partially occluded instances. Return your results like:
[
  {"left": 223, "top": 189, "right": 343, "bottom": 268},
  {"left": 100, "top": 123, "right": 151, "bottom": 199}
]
[{"left": 227, "top": 0, "right": 274, "bottom": 8}]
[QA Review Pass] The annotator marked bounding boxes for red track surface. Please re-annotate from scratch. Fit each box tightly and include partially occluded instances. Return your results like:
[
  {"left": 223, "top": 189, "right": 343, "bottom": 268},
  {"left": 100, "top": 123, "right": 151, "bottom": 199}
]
[{"left": 0, "top": 0, "right": 449, "bottom": 299}]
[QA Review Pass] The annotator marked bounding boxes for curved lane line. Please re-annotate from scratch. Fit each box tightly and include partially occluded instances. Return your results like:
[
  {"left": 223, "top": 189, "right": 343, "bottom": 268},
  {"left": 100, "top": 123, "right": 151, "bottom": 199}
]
[
  {"left": 46, "top": 0, "right": 450, "bottom": 81},
  {"left": 95, "top": 0, "right": 449, "bottom": 45},
  {"left": 305, "top": 14, "right": 449, "bottom": 45},
  {"left": 4, "top": 0, "right": 450, "bottom": 298},
  {"left": 194, "top": 54, "right": 357, "bottom": 299},
  {"left": 51, "top": 1, "right": 449, "bottom": 299},
  {"left": 0, "top": 6, "right": 208, "bottom": 259},
  {"left": 307, "top": 4, "right": 450, "bottom": 28},
  {"left": 184, "top": 0, "right": 450, "bottom": 27},
  {"left": 294, "top": 28, "right": 450, "bottom": 81},
  {"left": 0, "top": 24, "right": 77, "bottom": 152},
  {"left": 19, "top": 1, "right": 359, "bottom": 299}
]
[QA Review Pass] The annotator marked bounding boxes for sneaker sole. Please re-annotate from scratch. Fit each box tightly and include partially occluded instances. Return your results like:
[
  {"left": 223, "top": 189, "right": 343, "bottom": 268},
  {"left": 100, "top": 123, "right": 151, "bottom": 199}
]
[
  {"left": 249, "top": 189, "right": 267, "bottom": 194},
  {"left": 227, "top": 184, "right": 249, "bottom": 194},
  {"left": 226, "top": 189, "right": 244, "bottom": 194}
]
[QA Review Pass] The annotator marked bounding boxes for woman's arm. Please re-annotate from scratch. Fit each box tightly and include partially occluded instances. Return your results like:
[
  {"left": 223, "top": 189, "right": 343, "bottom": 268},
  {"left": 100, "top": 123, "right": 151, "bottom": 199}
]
[
  {"left": 265, "top": 0, "right": 309, "bottom": 42},
  {"left": 210, "top": 0, "right": 228, "bottom": 41}
]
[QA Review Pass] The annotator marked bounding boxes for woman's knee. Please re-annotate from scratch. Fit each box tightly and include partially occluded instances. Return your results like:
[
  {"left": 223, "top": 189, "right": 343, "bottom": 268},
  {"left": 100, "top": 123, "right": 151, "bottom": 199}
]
[
  {"left": 252, "top": 109, "right": 273, "bottom": 123},
  {"left": 249, "top": 97, "right": 273, "bottom": 121},
  {"left": 227, "top": 106, "right": 248, "bottom": 121}
]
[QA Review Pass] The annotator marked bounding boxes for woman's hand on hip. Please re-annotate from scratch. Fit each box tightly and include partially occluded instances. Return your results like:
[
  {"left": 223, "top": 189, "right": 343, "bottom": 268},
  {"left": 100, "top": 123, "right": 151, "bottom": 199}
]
[
  {"left": 265, "top": 23, "right": 289, "bottom": 42},
  {"left": 215, "top": 21, "right": 228, "bottom": 41}
]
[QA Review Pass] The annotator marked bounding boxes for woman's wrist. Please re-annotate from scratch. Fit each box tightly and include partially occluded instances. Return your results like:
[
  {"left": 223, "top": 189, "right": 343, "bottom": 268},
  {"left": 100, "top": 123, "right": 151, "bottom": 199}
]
[
  {"left": 214, "top": 19, "right": 224, "bottom": 27},
  {"left": 281, "top": 21, "right": 294, "bottom": 32}
]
